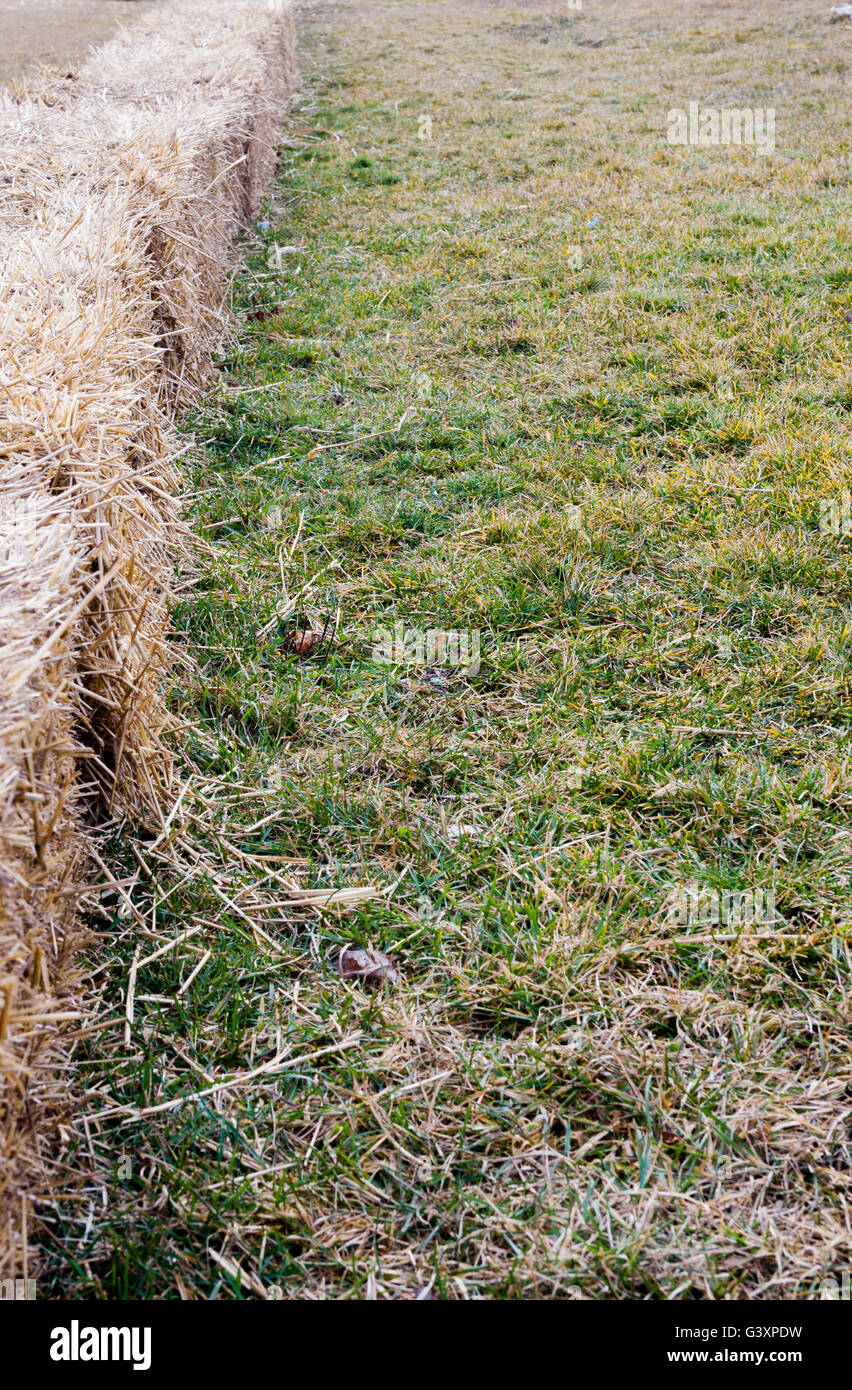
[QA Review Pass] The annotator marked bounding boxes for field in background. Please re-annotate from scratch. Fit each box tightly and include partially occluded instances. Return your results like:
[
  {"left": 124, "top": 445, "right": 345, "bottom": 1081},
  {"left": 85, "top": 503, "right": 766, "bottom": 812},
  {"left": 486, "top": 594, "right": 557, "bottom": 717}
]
[
  {"left": 0, "top": 0, "right": 161, "bottom": 86},
  {"left": 44, "top": 0, "right": 851, "bottom": 1299}
]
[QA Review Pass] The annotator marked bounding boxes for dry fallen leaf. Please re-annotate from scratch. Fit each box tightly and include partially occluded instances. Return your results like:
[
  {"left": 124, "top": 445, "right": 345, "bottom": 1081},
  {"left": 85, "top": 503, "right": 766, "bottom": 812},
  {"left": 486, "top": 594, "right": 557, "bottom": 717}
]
[
  {"left": 281, "top": 628, "right": 321, "bottom": 657},
  {"left": 334, "top": 945, "right": 399, "bottom": 988}
]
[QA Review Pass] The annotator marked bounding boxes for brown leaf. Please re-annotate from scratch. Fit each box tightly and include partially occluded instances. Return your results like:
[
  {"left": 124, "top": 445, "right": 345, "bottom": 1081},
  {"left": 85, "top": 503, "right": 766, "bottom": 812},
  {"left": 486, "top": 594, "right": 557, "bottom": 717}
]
[
  {"left": 334, "top": 945, "right": 399, "bottom": 988},
  {"left": 247, "top": 304, "right": 284, "bottom": 323},
  {"left": 281, "top": 629, "right": 320, "bottom": 657}
]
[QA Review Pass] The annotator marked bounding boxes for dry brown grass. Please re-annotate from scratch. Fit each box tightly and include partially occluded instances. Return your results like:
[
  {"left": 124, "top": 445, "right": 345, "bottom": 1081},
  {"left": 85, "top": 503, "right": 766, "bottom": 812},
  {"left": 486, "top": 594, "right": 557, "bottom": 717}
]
[{"left": 0, "top": 1, "right": 165, "bottom": 88}]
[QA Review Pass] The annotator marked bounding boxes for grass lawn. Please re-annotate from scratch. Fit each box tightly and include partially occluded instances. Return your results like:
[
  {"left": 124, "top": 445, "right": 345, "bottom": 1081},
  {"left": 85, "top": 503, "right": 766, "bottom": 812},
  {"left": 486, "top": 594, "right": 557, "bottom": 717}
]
[{"left": 44, "top": 0, "right": 851, "bottom": 1299}]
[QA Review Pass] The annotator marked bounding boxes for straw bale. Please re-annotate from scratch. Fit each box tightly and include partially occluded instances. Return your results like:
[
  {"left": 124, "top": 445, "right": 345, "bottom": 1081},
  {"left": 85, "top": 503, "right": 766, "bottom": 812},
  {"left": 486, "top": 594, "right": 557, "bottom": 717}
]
[{"left": 0, "top": 0, "right": 297, "bottom": 1281}]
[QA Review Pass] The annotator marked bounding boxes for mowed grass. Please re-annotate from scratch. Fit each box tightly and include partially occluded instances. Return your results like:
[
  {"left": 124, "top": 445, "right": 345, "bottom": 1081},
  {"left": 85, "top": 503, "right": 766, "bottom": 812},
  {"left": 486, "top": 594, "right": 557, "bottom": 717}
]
[{"left": 44, "top": 0, "right": 851, "bottom": 1299}]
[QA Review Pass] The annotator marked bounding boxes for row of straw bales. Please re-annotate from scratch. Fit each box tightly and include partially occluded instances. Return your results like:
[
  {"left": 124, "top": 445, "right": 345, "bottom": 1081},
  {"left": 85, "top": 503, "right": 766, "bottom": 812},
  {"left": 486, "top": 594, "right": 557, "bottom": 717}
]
[{"left": 0, "top": 0, "right": 297, "bottom": 1283}]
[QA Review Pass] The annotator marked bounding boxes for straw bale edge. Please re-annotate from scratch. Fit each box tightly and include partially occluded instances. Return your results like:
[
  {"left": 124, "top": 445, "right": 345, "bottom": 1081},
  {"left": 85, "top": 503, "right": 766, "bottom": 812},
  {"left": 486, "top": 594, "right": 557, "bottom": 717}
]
[{"left": 0, "top": 0, "right": 298, "bottom": 1284}]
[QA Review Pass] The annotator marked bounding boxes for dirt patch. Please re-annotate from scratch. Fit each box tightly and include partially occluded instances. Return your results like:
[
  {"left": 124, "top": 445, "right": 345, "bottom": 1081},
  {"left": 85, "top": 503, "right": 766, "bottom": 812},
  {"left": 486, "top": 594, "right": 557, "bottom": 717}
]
[{"left": 0, "top": 0, "right": 163, "bottom": 86}]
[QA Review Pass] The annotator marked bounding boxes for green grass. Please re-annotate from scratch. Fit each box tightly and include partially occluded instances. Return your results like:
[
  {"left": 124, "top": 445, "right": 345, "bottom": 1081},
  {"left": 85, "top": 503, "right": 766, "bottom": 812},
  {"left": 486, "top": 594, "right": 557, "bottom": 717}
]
[{"left": 43, "top": 0, "right": 851, "bottom": 1300}]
